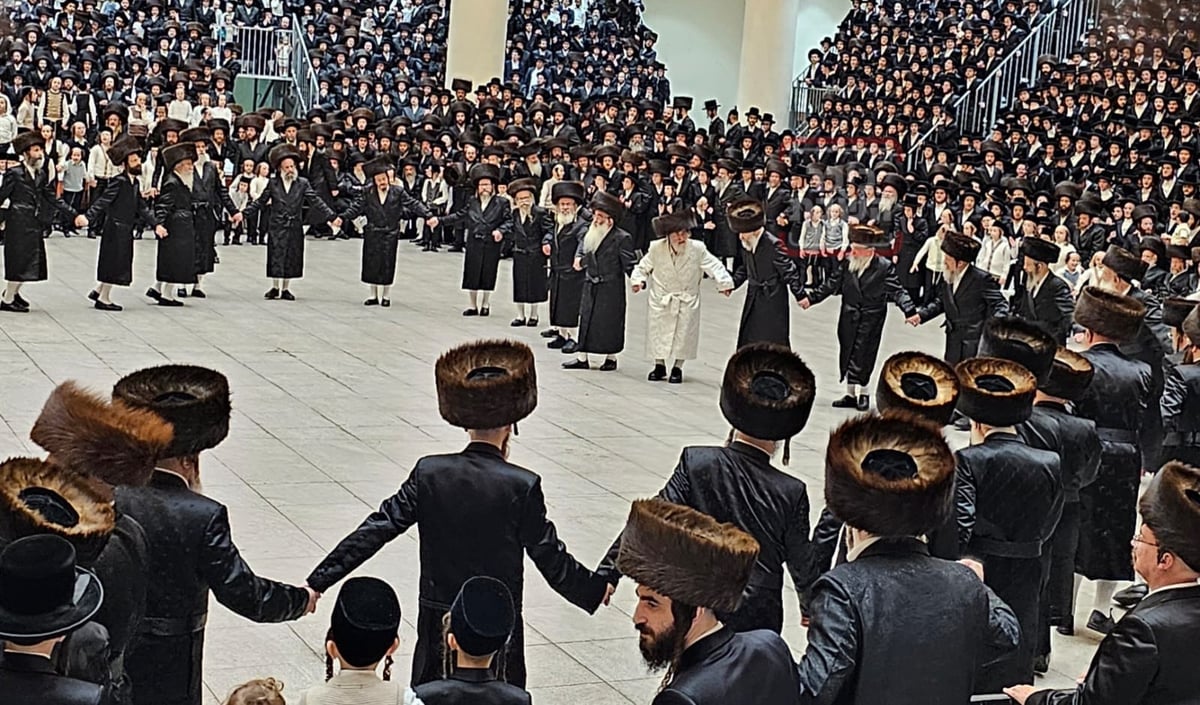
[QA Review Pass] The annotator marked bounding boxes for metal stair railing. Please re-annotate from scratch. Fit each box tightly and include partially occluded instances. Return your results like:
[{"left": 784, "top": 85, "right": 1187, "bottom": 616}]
[{"left": 218, "top": 23, "right": 317, "bottom": 113}]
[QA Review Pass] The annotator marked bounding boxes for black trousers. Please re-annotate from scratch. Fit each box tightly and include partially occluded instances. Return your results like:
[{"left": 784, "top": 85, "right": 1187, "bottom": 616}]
[{"left": 411, "top": 603, "right": 526, "bottom": 688}]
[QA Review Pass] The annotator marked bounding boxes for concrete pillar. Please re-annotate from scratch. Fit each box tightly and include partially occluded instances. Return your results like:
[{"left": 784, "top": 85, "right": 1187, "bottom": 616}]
[
  {"left": 735, "top": 0, "right": 800, "bottom": 120},
  {"left": 444, "top": 0, "right": 508, "bottom": 91}
]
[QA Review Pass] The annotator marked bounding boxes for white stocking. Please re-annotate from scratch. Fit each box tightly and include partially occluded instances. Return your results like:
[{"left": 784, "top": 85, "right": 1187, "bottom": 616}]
[
  {"left": 1093, "top": 580, "right": 1117, "bottom": 612},
  {"left": 369, "top": 285, "right": 379, "bottom": 299},
  {"left": 381, "top": 285, "right": 391, "bottom": 299},
  {"left": 468, "top": 291, "right": 478, "bottom": 308},
  {"left": 529, "top": 303, "right": 539, "bottom": 320},
  {"left": 281, "top": 279, "right": 291, "bottom": 291},
  {"left": 481, "top": 291, "right": 491, "bottom": 307},
  {"left": 98, "top": 283, "right": 113, "bottom": 304},
  {"left": 2, "top": 282, "right": 19, "bottom": 303}
]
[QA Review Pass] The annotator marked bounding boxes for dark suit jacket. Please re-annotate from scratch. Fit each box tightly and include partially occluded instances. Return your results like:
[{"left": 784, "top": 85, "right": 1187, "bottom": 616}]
[
  {"left": 654, "top": 627, "right": 801, "bottom": 705},
  {"left": 414, "top": 668, "right": 531, "bottom": 705},
  {"left": 1012, "top": 272, "right": 1075, "bottom": 342},
  {"left": 0, "top": 652, "right": 105, "bottom": 705},
  {"left": 916, "top": 264, "right": 1009, "bottom": 363}
]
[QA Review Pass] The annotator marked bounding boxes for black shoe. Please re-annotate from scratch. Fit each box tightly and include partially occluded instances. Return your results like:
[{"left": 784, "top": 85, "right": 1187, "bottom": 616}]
[
  {"left": 94, "top": 301, "right": 123, "bottom": 311},
  {"left": 463, "top": 308, "right": 479, "bottom": 316},
  {"left": 669, "top": 367, "right": 683, "bottom": 384},
  {"left": 156, "top": 298, "right": 184, "bottom": 307},
  {"left": 832, "top": 394, "right": 858, "bottom": 408},
  {"left": 562, "top": 359, "right": 589, "bottom": 370},
  {"left": 599, "top": 359, "right": 618, "bottom": 372},
  {"left": 1113, "top": 583, "right": 1148, "bottom": 608},
  {"left": 526, "top": 318, "right": 538, "bottom": 327},
  {"left": 364, "top": 298, "right": 379, "bottom": 306},
  {"left": 13, "top": 293, "right": 28, "bottom": 308},
  {"left": 856, "top": 394, "right": 870, "bottom": 411},
  {"left": 1055, "top": 622, "right": 1075, "bottom": 636},
  {"left": 146, "top": 288, "right": 162, "bottom": 301},
  {"left": 648, "top": 363, "right": 668, "bottom": 381},
  {"left": 511, "top": 318, "right": 527, "bottom": 327},
  {"left": 177, "top": 288, "right": 188, "bottom": 298},
  {"left": 87, "top": 290, "right": 99, "bottom": 301},
  {"left": 562, "top": 340, "right": 579, "bottom": 354},
  {"left": 1033, "top": 655, "right": 1049, "bottom": 676},
  {"left": 548, "top": 335, "right": 566, "bottom": 349},
  {"left": 264, "top": 288, "right": 280, "bottom": 300},
  {"left": 88, "top": 233, "right": 96, "bottom": 239},
  {"left": 1087, "top": 610, "right": 1116, "bottom": 635},
  {"left": 191, "top": 289, "right": 207, "bottom": 299},
  {"left": 541, "top": 328, "right": 559, "bottom": 338},
  {"left": 0, "top": 301, "right": 28, "bottom": 313},
  {"left": 448, "top": 245, "right": 464, "bottom": 252},
  {"left": 381, "top": 299, "right": 390, "bottom": 307},
  {"left": 281, "top": 290, "right": 295, "bottom": 301},
  {"left": 479, "top": 307, "right": 490, "bottom": 317}
]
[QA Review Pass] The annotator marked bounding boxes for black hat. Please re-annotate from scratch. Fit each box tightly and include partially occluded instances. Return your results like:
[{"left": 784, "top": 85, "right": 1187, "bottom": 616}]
[
  {"left": 590, "top": 191, "right": 625, "bottom": 220},
  {"left": 978, "top": 316, "right": 1058, "bottom": 384},
  {"left": 330, "top": 577, "right": 401, "bottom": 668},
  {"left": 468, "top": 163, "right": 501, "bottom": 186},
  {"left": 672, "top": 96, "right": 693, "bottom": 111},
  {"left": 159, "top": 142, "right": 198, "bottom": 172},
  {"left": 848, "top": 224, "right": 890, "bottom": 248},
  {"left": 1074, "top": 286, "right": 1146, "bottom": 342},
  {"left": 101, "top": 103, "right": 129, "bottom": 124},
  {"left": 1101, "top": 244, "right": 1148, "bottom": 282},
  {"left": 879, "top": 173, "right": 908, "bottom": 196},
  {"left": 112, "top": 365, "right": 231, "bottom": 457},
  {"left": 942, "top": 232, "right": 981, "bottom": 263},
  {"left": 178, "top": 127, "right": 211, "bottom": 144},
  {"left": 508, "top": 178, "right": 539, "bottom": 196},
  {"left": 1020, "top": 237, "right": 1060, "bottom": 264},
  {"left": 0, "top": 458, "right": 116, "bottom": 566},
  {"left": 551, "top": 181, "right": 586, "bottom": 205},
  {"left": 719, "top": 343, "right": 816, "bottom": 441},
  {"left": 451, "top": 78, "right": 472, "bottom": 93},
  {"left": 0, "top": 534, "right": 103, "bottom": 646},
  {"left": 1041, "top": 347, "right": 1094, "bottom": 402},
  {"left": 449, "top": 576, "right": 514, "bottom": 657},
  {"left": 12, "top": 131, "right": 43, "bottom": 155},
  {"left": 1164, "top": 298, "right": 1199, "bottom": 329},
  {"left": 726, "top": 198, "right": 765, "bottom": 233},
  {"left": 1139, "top": 236, "right": 1166, "bottom": 262},
  {"left": 825, "top": 412, "right": 956, "bottom": 536},
  {"left": 651, "top": 211, "right": 696, "bottom": 239},
  {"left": 435, "top": 340, "right": 537, "bottom": 429},
  {"left": 106, "top": 135, "right": 142, "bottom": 166},
  {"left": 363, "top": 157, "right": 393, "bottom": 179},
  {"left": 876, "top": 351, "right": 960, "bottom": 426},
  {"left": 1138, "top": 462, "right": 1200, "bottom": 570},
  {"left": 955, "top": 357, "right": 1038, "bottom": 426}
]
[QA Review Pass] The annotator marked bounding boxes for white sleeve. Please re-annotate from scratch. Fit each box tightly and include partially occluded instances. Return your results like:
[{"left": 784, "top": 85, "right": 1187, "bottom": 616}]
[
  {"left": 631, "top": 247, "right": 653, "bottom": 286},
  {"left": 403, "top": 687, "right": 425, "bottom": 705}
]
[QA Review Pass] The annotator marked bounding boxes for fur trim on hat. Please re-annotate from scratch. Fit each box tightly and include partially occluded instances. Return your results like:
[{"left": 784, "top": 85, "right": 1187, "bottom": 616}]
[
  {"left": 719, "top": 343, "right": 816, "bottom": 440},
  {"left": 1020, "top": 237, "right": 1060, "bottom": 265},
  {"left": 879, "top": 173, "right": 907, "bottom": 196},
  {"left": 468, "top": 163, "right": 501, "bottom": 186},
  {"left": 1184, "top": 305, "right": 1200, "bottom": 348},
  {"left": 652, "top": 211, "right": 696, "bottom": 239},
  {"left": 955, "top": 357, "right": 1038, "bottom": 426},
  {"left": 1074, "top": 286, "right": 1146, "bottom": 343},
  {"left": 12, "top": 131, "right": 44, "bottom": 155},
  {"left": 726, "top": 198, "right": 764, "bottom": 233},
  {"left": 363, "top": 156, "right": 393, "bottom": 179},
  {"left": 551, "top": 181, "right": 586, "bottom": 205},
  {"left": 30, "top": 382, "right": 173, "bottom": 487},
  {"left": 848, "top": 224, "right": 890, "bottom": 248},
  {"left": 824, "top": 411, "right": 955, "bottom": 536},
  {"left": 508, "top": 178, "right": 539, "bottom": 196},
  {"left": 435, "top": 339, "right": 537, "bottom": 429},
  {"left": 161, "top": 142, "right": 198, "bottom": 171},
  {"left": 1163, "top": 298, "right": 1198, "bottom": 330},
  {"left": 0, "top": 457, "right": 115, "bottom": 565},
  {"left": 106, "top": 136, "right": 142, "bottom": 166},
  {"left": 1138, "top": 461, "right": 1200, "bottom": 571},
  {"left": 616, "top": 499, "right": 759, "bottom": 612},
  {"left": 590, "top": 190, "right": 625, "bottom": 221},
  {"left": 876, "top": 352, "right": 959, "bottom": 426},
  {"left": 269, "top": 144, "right": 301, "bottom": 170},
  {"left": 942, "top": 233, "right": 981, "bottom": 263},
  {"left": 1101, "top": 245, "right": 1148, "bottom": 283},
  {"left": 1042, "top": 348, "right": 1094, "bottom": 402},
  {"left": 979, "top": 316, "right": 1058, "bottom": 384},
  {"left": 112, "top": 365, "right": 231, "bottom": 457}
]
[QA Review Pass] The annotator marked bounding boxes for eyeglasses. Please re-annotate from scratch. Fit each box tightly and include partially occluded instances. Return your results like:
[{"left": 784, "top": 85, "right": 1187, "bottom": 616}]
[{"left": 1131, "top": 534, "right": 1159, "bottom": 549}]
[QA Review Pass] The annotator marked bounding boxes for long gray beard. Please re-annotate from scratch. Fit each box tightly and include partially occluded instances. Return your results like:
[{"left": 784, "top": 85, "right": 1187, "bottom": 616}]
[
  {"left": 878, "top": 194, "right": 896, "bottom": 214},
  {"left": 282, "top": 175, "right": 295, "bottom": 190},
  {"left": 480, "top": 194, "right": 492, "bottom": 210},
  {"left": 583, "top": 222, "right": 612, "bottom": 253},
  {"left": 555, "top": 211, "right": 576, "bottom": 227},
  {"left": 849, "top": 254, "right": 873, "bottom": 274},
  {"left": 25, "top": 156, "right": 44, "bottom": 171},
  {"left": 178, "top": 172, "right": 195, "bottom": 190}
]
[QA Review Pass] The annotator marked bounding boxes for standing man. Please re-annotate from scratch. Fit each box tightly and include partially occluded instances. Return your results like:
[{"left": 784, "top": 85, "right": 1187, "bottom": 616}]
[
  {"left": 615, "top": 498, "right": 803, "bottom": 704},
  {"left": 728, "top": 198, "right": 806, "bottom": 347},
  {"left": 113, "top": 364, "right": 316, "bottom": 705},
  {"left": 438, "top": 164, "right": 513, "bottom": 316},
  {"left": 85, "top": 136, "right": 150, "bottom": 311},
  {"left": 307, "top": 340, "right": 612, "bottom": 688},
  {"left": 0, "top": 131, "right": 87, "bottom": 313},
  {"left": 542, "top": 181, "right": 589, "bottom": 353},
  {"left": 563, "top": 191, "right": 637, "bottom": 371},
  {"left": 178, "top": 127, "right": 241, "bottom": 299},
  {"left": 1012, "top": 238, "right": 1074, "bottom": 343},
  {"left": 631, "top": 211, "right": 733, "bottom": 383},
  {"left": 800, "top": 225, "right": 918, "bottom": 411},
  {"left": 598, "top": 343, "right": 819, "bottom": 632},
  {"left": 241, "top": 145, "right": 341, "bottom": 301},
  {"left": 507, "top": 178, "right": 551, "bottom": 327},
  {"left": 147, "top": 142, "right": 199, "bottom": 308}
]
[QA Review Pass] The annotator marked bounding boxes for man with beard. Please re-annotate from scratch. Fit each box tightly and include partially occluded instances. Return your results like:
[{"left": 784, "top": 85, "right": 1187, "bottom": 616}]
[
  {"left": 177, "top": 127, "right": 241, "bottom": 299},
  {"left": 113, "top": 364, "right": 316, "bottom": 705},
  {"left": 507, "top": 178, "right": 551, "bottom": 326},
  {"left": 563, "top": 191, "right": 637, "bottom": 371},
  {"left": 630, "top": 211, "right": 732, "bottom": 383},
  {"left": 146, "top": 142, "right": 199, "bottom": 307},
  {"left": 307, "top": 340, "right": 613, "bottom": 688},
  {"left": 800, "top": 225, "right": 918, "bottom": 411},
  {"left": 241, "top": 145, "right": 341, "bottom": 301},
  {"left": 84, "top": 136, "right": 149, "bottom": 311},
  {"left": 615, "top": 498, "right": 802, "bottom": 704},
  {"left": 438, "top": 164, "right": 513, "bottom": 316},
  {"left": 710, "top": 159, "right": 743, "bottom": 269},
  {"left": 542, "top": 181, "right": 589, "bottom": 354},
  {"left": 598, "top": 343, "right": 819, "bottom": 632},
  {"left": 797, "top": 412, "right": 1020, "bottom": 704},
  {"left": 0, "top": 131, "right": 88, "bottom": 313},
  {"left": 340, "top": 157, "right": 435, "bottom": 307},
  {"left": 1011, "top": 238, "right": 1075, "bottom": 343},
  {"left": 874, "top": 172, "right": 906, "bottom": 236},
  {"left": 728, "top": 198, "right": 805, "bottom": 347}
]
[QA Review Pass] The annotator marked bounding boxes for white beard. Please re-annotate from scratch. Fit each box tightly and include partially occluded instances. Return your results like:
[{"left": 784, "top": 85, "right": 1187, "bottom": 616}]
[
  {"left": 583, "top": 221, "right": 612, "bottom": 253},
  {"left": 519, "top": 204, "right": 532, "bottom": 220},
  {"left": 878, "top": 194, "right": 897, "bottom": 214},
  {"left": 178, "top": 172, "right": 195, "bottom": 190},
  {"left": 555, "top": 211, "right": 576, "bottom": 227},
  {"left": 282, "top": 175, "right": 295, "bottom": 191},
  {"left": 848, "top": 253, "right": 873, "bottom": 274},
  {"left": 480, "top": 194, "right": 492, "bottom": 209}
]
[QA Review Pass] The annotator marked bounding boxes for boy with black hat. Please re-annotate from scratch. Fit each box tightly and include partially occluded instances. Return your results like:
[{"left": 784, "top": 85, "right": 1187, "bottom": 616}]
[
  {"left": 1011, "top": 237, "right": 1074, "bottom": 343},
  {"left": 727, "top": 197, "right": 806, "bottom": 347}
]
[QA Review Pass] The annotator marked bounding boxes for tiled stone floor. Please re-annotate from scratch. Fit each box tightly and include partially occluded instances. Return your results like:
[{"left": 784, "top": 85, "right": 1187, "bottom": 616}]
[{"left": 0, "top": 234, "right": 1106, "bottom": 703}]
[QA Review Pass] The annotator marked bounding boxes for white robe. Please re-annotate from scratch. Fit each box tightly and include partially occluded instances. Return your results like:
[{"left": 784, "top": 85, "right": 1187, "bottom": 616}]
[{"left": 631, "top": 239, "right": 733, "bottom": 361}]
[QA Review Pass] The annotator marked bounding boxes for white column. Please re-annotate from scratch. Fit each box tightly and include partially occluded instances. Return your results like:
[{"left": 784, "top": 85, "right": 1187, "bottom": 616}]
[
  {"left": 444, "top": 0, "right": 508, "bottom": 91},
  {"left": 735, "top": 0, "right": 800, "bottom": 120}
]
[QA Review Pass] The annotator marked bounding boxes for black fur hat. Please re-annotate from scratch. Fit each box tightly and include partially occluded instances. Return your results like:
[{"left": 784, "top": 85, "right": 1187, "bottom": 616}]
[
  {"left": 550, "top": 181, "right": 586, "bottom": 205},
  {"left": 1138, "top": 462, "right": 1200, "bottom": 571},
  {"left": 1162, "top": 298, "right": 1199, "bottom": 330},
  {"left": 0, "top": 458, "right": 115, "bottom": 567},
  {"left": 719, "top": 343, "right": 816, "bottom": 441},
  {"left": 1074, "top": 286, "right": 1146, "bottom": 342},
  {"left": 955, "top": 357, "right": 1038, "bottom": 426},
  {"left": 435, "top": 340, "right": 537, "bottom": 429},
  {"left": 1020, "top": 237, "right": 1060, "bottom": 264},
  {"left": 848, "top": 224, "right": 891, "bottom": 248},
  {"left": 726, "top": 197, "right": 765, "bottom": 233},
  {"left": 1101, "top": 245, "right": 1148, "bottom": 283},
  {"left": 12, "top": 131, "right": 43, "bottom": 155},
  {"left": 1041, "top": 347, "right": 1094, "bottom": 402},
  {"left": 268, "top": 144, "right": 300, "bottom": 170},
  {"left": 160, "top": 142, "right": 198, "bottom": 171},
  {"left": 978, "top": 316, "right": 1058, "bottom": 384},
  {"left": 112, "top": 365, "right": 231, "bottom": 458},
  {"left": 824, "top": 411, "right": 955, "bottom": 536},
  {"left": 942, "top": 232, "right": 981, "bottom": 263},
  {"left": 616, "top": 498, "right": 759, "bottom": 613},
  {"left": 589, "top": 190, "right": 625, "bottom": 221},
  {"left": 876, "top": 351, "right": 960, "bottom": 426},
  {"left": 651, "top": 211, "right": 696, "bottom": 239}
]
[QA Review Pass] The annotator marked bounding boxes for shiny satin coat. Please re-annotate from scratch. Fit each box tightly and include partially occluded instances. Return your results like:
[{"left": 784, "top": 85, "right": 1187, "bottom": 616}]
[
  {"left": 1161, "top": 361, "right": 1200, "bottom": 465},
  {"left": 1011, "top": 272, "right": 1074, "bottom": 343},
  {"left": 731, "top": 233, "right": 805, "bottom": 347},
  {"left": 341, "top": 185, "right": 432, "bottom": 285},
  {"left": 191, "top": 162, "right": 237, "bottom": 276},
  {"left": 546, "top": 218, "right": 588, "bottom": 327},
  {"left": 1124, "top": 286, "right": 1172, "bottom": 469},
  {"left": 653, "top": 627, "right": 802, "bottom": 705},
  {"left": 439, "top": 195, "right": 513, "bottom": 291},
  {"left": 915, "top": 264, "right": 1010, "bottom": 364},
  {"left": 0, "top": 164, "right": 76, "bottom": 281},
  {"left": 241, "top": 176, "right": 336, "bottom": 279},
  {"left": 509, "top": 206, "right": 551, "bottom": 303},
  {"left": 151, "top": 173, "right": 198, "bottom": 284},
  {"left": 86, "top": 175, "right": 151, "bottom": 286},
  {"left": 0, "top": 652, "right": 105, "bottom": 705},
  {"left": 575, "top": 227, "right": 636, "bottom": 354}
]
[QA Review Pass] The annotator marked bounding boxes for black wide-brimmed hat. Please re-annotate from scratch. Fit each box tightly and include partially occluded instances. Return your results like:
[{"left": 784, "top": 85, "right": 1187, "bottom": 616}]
[
  {"left": 1184, "top": 305, "right": 1200, "bottom": 348},
  {"left": 450, "top": 78, "right": 472, "bottom": 92},
  {"left": 330, "top": 576, "right": 401, "bottom": 668},
  {"left": 1163, "top": 298, "right": 1200, "bottom": 329},
  {"left": 160, "top": 142, "right": 197, "bottom": 172},
  {"left": 589, "top": 190, "right": 625, "bottom": 221},
  {"left": 825, "top": 411, "right": 955, "bottom": 536},
  {"left": 363, "top": 156, "right": 393, "bottom": 179},
  {"left": 876, "top": 351, "right": 959, "bottom": 426},
  {"left": 1101, "top": 244, "right": 1148, "bottom": 283},
  {"left": 879, "top": 173, "right": 908, "bottom": 196},
  {"left": 0, "top": 534, "right": 103, "bottom": 646},
  {"left": 551, "top": 181, "right": 586, "bottom": 205},
  {"left": 978, "top": 316, "right": 1058, "bottom": 384},
  {"left": 616, "top": 498, "right": 759, "bottom": 613},
  {"left": 0, "top": 458, "right": 116, "bottom": 565},
  {"left": 468, "top": 163, "right": 501, "bottom": 186},
  {"left": 1020, "top": 237, "right": 1060, "bottom": 265},
  {"left": 726, "top": 197, "right": 765, "bottom": 233},
  {"left": 719, "top": 343, "right": 816, "bottom": 442},
  {"left": 1041, "top": 347, "right": 1094, "bottom": 402},
  {"left": 112, "top": 365, "right": 231, "bottom": 458},
  {"left": 651, "top": 211, "right": 696, "bottom": 238},
  {"left": 848, "top": 224, "right": 890, "bottom": 248},
  {"left": 1138, "top": 461, "right": 1200, "bottom": 570},
  {"left": 268, "top": 144, "right": 302, "bottom": 170},
  {"left": 942, "top": 232, "right": 981, "bottom": 263},
  {"left": 435, "top": 340, "right": 537, "bottom": 429},
  {"left": 1074, "top": 286, "right": 1146, "bottom": 343},
  {"left": 449, "top": 576, "right": 514, "bottom": 657},
  {"left": 955, "top": 357, "right": 1038, "bottom": 426},
  {"left": 12, "top": 131, "right": 45, "bottom": 155},
  {"left": 507, "top": 178, "right": 539, "bottom": 197}
]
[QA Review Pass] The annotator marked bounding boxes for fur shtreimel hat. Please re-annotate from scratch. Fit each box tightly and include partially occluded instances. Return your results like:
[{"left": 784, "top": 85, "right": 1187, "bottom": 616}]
[
  {"left": 726, "top": 197, "right": 764, "bottom": 233},
  {"left": 1101, "top": 245, "right": 1148, "bottom": 283},
  {"left": 1074, "top": 286, "right": 1146, "bottom": 343},
  {"left": 1020, "top": 237, "right": 1060, "bottom": 265},
  {"left": 719, "top": 343, "right": 816, "bottom": 460},
  {"left": 589, "top": 190, "right": 625, "bottom": 221},
  {"left": 551, "top": 181, "right": 586, "bottom": 205},
  {"left": 651, "top": 211, "right": 696, "bottom": 239},
  {"left": 941, "top": 232, "right": 981, "bottom": 263},
  {"left": 435, "top": 340, "right": 537, "bottom": 430},
  {"left": 1041, "top": 347, "right": 1094, "bottom": 402},
  {"left": 1184, "top": 305, "right": 1200, "bottom": 349},
  {"left": 876, "top": 351, "right": 960, "bottom": 426},
  {"left": 269, "top": 144, "right": 301, "bottom": 170},
  {"left": 0, "top": 457, "right": 115, "bottom": 566},
  {"left": 160, "top": 142, "right": 198, "bottom": 171},
  {"left": 824, "top": 412, "right": 955, "bottom": 537},
  {"left": 978, "top": 316, "right": 1058, "bottom": 385},
  {"left": 1138, "top": 461, "right": 1200, "bottom": 571},
  {"left": 848, "top": 224, "right": 890, "bottom": 248},
  {"left": 31, "top": 382, "right": 173, "bottom": 487},
  {"left": 955, "top": 357, "right": 1038, "bottom": 427},
  {"left": 616, "top": 499, "right": 759, "bottom": 613},
  {"left": 112, "top": 365, "right": 231, "bottom": 458}
]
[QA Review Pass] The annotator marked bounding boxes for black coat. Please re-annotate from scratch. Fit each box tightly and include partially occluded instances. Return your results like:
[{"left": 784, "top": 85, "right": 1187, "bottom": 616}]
[
  {"left": 654, "top": 626, "right": 800, "bottom": 705},
  {"left": 510, "top": 207, "right": 551, "bottom": 303},
  {"left": 712, "top": 182, "right": 744, "bottom": 258},
  {"left": 116, "top": 471, "right": 309, "bottom": 705},
  {"left": 576, "top": 227, "right": 636, "bottom": 354},
  {"left": 413, "top": 668, "right": 531, "bottom": 705},
  {"left": 341, "top": 186, "right": 431, "bottom": 285},
  {"left": 1123, "top": 286, "right": 1172, "bottom": 470},
  {"left": 1075, "top": 344, "right": 1154, "bottom": 580},
  {"left": 440, "top": 196, "right": 513, "bottom": 291},
  {"left": 732, "top": 234, "right": 805, "bottom": 347},
  {"left": 191, "top": 162, "right": 236, "bottom": 276},
  {"left": 1011, "top": 272, "right": 1075, "bottom": 343},
  {"left": 87, "top": 175, "right": 151, "bottom": 286},
  {"left": 151, "top": 174, "right": 198, "bottom": 285},
  {"left": 1018, "top": 403, "right": 1102, "bottom": 504},
  {"left": 807, "top": 256, "right": 917, "bottom": 385},
  {"left": 0, "top": 652, "right": 105, "bottom": 705},
  {"left": 0, "top": 164, "right": 76, "bottom": 281},
  {"left": 762, "top": 185, "right": 791, "bottom": 241},
  {"left": 1165, "top": 271, "right": 1198, "bottom": 297},
  {"left": 797, "top": 538, "right": 1020, "bottom": 705},
  {"left": 1029, "top": 585, "right": 1200, "bottom": 705},
  {"left": 1161, "top": 362, "right": 1200, "bottom": 465},
  {"left": 597, "top": 443, "right": 818, "bottom": 633},
  {"left": 915, "top": 264, "right": 1009, "bottom": 364},
  {"left": 242, "top": 176, "right": 335, "bottom": 279},
  {"left": 893, "top": 214, "right": 929, "bottom": 290},
  {"left": 546, "top": 218, "right": 587, "bottom": 327},
  {"left": 306, "top": 443, "right": 609, "bottom": 688}
]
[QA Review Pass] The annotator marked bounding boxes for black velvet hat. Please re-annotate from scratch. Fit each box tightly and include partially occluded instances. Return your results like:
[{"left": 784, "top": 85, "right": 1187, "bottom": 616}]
[
  {"left": 879, "top": 173, "right": 908, "bottom": 196},
  {"left": 0, "top": 534, "right": 103, "bottom": 645},
  {"left": 978, "top": 316, "right": 1058, "bottom": 384},
  {"left": 106, "top": 135, "right": 142, "bottom": 166},
  {"left": 876, "top": 351, "right": 960, "bottom": 426},
  {"left": 330, "top": 577, "right": 401, "bottom": 668},
  {"left": 1020, "top": 237, "right": 1060, "bottom": 264},
  {"left": 719, "top": 343, "right": 816, "bottom": 441},
  {"left": 1041, "top": 347, "right": 1094, "bottom": 402},
  {"left": 449, "top": 576, "right": 514, "bottom": 657},
  {"left": 1162, "top": 298, "right": 1199, "bottom": 329},
  {"left": 942, "top": 232, "right": 981, "bottom": 263},
  {"left": 1101, "top": 244, "right": 1149, "bottom": 283},
  {"left": 363, "top": 156, "right": 393, "bottom": 178},
  {"left": 1074, "top": 286, "right": 1146, "bottom": 342},
  {"left": 726, "top": 197, "right": 765, "bottom": 233},
  {"left": 112, "top": 365, "right": 231, "bottom": 458},
  {"left": 435, "top": 340, "right": 537, "bottom": 429},
  {"left": 507, "top": 178, "right": 539, "bottom": 196},
  {"left": 160, "top": 142, "right": 197, "bottom": 171},
  {"left": 1139, "top": 461, "right": 1200, "bottom": 570},
  {"left": 955, "top": 357, "right": 1038, "bottom": 426},
  {"left": 468, "top": 163, "right": 501, "bottom": 186}
]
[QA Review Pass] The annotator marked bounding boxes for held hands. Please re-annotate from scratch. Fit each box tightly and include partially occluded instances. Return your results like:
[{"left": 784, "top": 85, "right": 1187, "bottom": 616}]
[
  {"left": 542, "top": 243, "right": 552, "bottom": 256},
  {"left": 631, "top": 283, "right": 642, "bottom": 293},
  {"left": 720, "top": 288, "right": 732, "bottom": 297},
  {"left": 776, "top": 214, "right": 789, "bottom": 226},
  {"left": 74, "top": 215, "right": 88, "bottom": 229},
  {"left": 155, "top": 225, "right": 168, "bottom": 239},
  {"left": 330, "top": 217, "right": 343, "bottom": 230},
  {"left": 905, "top": 314, "right": 922, "bottom": 327},
  {"left": 572, "top": 257, "right": 583, "bottom": 271},
  {"left": 230, "top": 212, "right": 243, "bottom": 226},
  {"left": 492, "top": 229, "right": 503, "bottom": 242},
  {"left": 703, "top": 221, "right": 716, "bottom": 230},
  {"left": 1002, "top": 686, "right": 1036, "bottom": 704},
  {"left": 602, "top": 583, "right": 616, "bottom": 607},
  {"left": 426, "top": 217, "right": 439, "bottom": 228},
  {"left": 798, "top": 297, "right": 811, "bottom": 310},
  {"left": 302, "top": 585, "right": 321, "bottom": 615}
]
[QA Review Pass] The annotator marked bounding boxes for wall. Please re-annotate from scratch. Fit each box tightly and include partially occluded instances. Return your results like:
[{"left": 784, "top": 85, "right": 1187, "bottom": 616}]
[
  {"left": 642, "top": 0, "right": 747, "bottom": 112},
  {"left": 793, "top": 0, "right": 852, "bottom": 78}
]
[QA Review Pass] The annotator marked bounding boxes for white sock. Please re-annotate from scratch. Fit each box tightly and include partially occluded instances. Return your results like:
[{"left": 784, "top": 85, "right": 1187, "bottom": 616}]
[
  {"left": 98, "top": 283, "right": 113, "bottom": 304},
  {"left": 606, "top": 355, "right": 617, "bottom": 362},
  {"left": 577, "top": 353, "right": 588, "bottom": 362},
  {"left": 529, "top": 303, "right": 539, "bottom": 319},
  {"left": 154, "top": 281, "right": 164, "bottom": 293},
  {"left": 847, "top": 383, "right": 858, "bottom": 396},
  {"left": 516, "top": 303, "right": 526, "bottom": 318},
  {"left": 162, "top": 284, "right": 176, "bottom": 301},
  {"left": 673, "top": 359, "right": 684, "bottom": 369},
  {"left": 655, "top": 358, "right": 666, "bottom": 366},
  {"left": 481, "top": 291, "right": 491, "bottom": 307},
  {"left": 1094, "top": 581, "right": 1117, "bottom": 612},
  {"left": 564, "top": 327, "right": 576, "bottom": 340},
  {"left": 381, "top": 285, "right": 391, "bottom": 299},
  {"left": 2, "top": 282, "right": 18, "bottom": 303},
  {"left": 195, "top": 274, "right": 204, "bottom": 290},
  {"left": 469, "top": 291, "right": 478, "bottom": 308},
  {"left": 281, "top": 279, "right": 291, "bottom": 291},
  {"left": 369, "top": 285, "right": 379, "bottom": 299},
  {"left": 272, "top": 278, "right": 281, "bottom": 290}
]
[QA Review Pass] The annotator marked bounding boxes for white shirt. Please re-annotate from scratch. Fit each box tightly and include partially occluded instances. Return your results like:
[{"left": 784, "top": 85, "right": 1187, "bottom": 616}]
[{"left": 1145, "top": 579, "right": 1200, "bottom": 599}]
